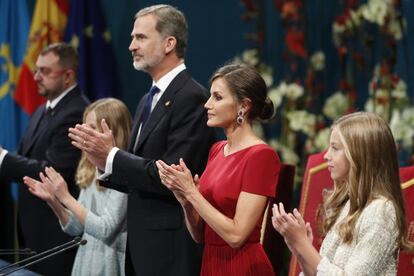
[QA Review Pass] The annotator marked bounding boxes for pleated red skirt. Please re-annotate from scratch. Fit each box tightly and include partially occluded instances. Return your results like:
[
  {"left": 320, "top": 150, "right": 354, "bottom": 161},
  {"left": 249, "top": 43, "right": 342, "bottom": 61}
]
[{"left": 200, "top": 243, "right": 275, "bottom": 276}]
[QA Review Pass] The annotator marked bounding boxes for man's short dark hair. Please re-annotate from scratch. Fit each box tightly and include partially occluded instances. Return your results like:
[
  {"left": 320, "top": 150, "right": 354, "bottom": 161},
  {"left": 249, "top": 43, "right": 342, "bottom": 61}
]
[{"left": 40, "top": 42, "right": 79, "bottom": 72}]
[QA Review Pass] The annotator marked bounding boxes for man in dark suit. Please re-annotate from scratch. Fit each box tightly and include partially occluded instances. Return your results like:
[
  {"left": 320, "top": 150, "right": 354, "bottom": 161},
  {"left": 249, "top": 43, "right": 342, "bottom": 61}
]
[
  {"left": 69, "top": 4, "right": 215, "bottom": 276},
  {"left": 0, "top": 43, "right": 89, "bottom": 275}
]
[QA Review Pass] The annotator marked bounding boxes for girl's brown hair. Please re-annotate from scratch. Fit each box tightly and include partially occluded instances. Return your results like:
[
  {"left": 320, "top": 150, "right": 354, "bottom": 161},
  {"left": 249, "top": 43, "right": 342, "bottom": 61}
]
[{"left": 322, "top": 112, "right": 412, "bottom": 251}]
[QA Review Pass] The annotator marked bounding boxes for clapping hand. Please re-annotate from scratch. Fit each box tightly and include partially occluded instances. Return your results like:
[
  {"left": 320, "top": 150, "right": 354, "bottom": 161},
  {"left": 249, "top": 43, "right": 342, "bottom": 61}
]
[
  {"left": 23, "top": 173, "right": 54, "bottom": 202},
  {"left": 156, "top": 158, "right": 197, "bottom": 193},
  {"left": 271, "top": 203, "right": 313, "bottom": 255},
  {"left": 156, "top": 158, "right": 199, "bottom": 206},
  {"left": 68, "top": 119, "right": 115, "bottom": 170},
  {"left": 23, "top": 167, "right": 71, "bottom": 205},
  {"left": 42, "top": 167, "right": 71, "bottom": 201}
]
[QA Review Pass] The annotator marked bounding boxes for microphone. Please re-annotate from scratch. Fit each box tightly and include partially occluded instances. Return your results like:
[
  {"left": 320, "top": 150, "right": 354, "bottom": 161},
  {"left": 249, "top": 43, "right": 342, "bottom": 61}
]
[
  {"left": 0, "top": 248, "right": 37, "bottom": 256},
  {"left": 0, "top": 237, "right": 87, "bottom": 275},
  {"left": 0, "top": 237, "right": 81, "bottom": 273}
]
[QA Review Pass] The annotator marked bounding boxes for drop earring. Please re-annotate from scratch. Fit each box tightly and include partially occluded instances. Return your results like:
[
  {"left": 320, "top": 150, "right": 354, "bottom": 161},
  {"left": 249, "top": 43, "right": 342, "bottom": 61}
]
[{"left": 236, "top": 110, "right": 244, "bottom": 125}]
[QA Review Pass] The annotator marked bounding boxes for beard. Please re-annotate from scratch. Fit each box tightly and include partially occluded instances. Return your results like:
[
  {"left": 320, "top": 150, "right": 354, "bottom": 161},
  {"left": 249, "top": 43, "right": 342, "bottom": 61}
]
[
  {"left": 36, "top": 82, "right": 62, "bottom": 100},
  {"left": 37, "top": 84, "right": 49, "bottom": 97},
  {"left": 132, "top": 50, "right": 165, "bottom": 72},
  {"left": 133, "top": 61, "right": 147, "bottom": 72}
]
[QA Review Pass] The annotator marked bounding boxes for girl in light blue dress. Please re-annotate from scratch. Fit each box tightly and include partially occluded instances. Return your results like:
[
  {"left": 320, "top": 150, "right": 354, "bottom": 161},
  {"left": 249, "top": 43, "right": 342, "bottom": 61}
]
[{"left": 24, "top": 98, "right": 132, "bottom": 276}]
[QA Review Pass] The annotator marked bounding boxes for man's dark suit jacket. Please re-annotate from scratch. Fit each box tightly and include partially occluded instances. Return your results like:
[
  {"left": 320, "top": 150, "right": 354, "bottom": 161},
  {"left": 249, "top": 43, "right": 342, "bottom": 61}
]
[
  {"left": 0, "top": 86, "right": 89, "bottom": 276},
  {"left": 104, "top": 70, "right": 215, "bottom": 276}
]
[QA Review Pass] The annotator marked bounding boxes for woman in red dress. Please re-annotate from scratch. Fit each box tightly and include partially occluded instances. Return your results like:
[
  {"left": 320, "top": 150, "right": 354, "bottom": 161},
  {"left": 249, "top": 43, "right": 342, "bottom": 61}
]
[{"left": 156, "top": 64, "right": 280, "bottom": 275}]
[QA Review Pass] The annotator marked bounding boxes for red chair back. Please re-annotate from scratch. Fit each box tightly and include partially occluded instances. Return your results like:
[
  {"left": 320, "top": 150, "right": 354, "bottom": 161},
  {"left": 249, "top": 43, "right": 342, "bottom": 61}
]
[
  {"left": 397, "top": 165, "right": 414, "bottom": 276},
  {"left": 288, "top": 152, "right": 333, "bottom": 276}
]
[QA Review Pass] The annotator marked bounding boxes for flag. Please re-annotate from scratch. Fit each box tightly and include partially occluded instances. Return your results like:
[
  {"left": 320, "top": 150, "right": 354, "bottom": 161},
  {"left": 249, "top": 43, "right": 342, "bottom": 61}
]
[
  {"left": 14, "top": 0, "right": 69, "bottom": 116},
  {"left": 0, "top": 0, "right": 30, "bottom": 254},
  {"left": 65, "top": 0, "right": 120, "bottom": 100},
  {"left": 0, "top": 0, "right": 30, "bottom": 151}
]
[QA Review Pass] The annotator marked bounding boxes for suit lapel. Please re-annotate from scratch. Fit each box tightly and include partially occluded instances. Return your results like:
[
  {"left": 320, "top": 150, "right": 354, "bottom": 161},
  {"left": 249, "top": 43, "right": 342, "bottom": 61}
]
[
  {"left": 134, "top": 70, "right": 190, "bottom": 152},
  {"left": 52, "top": 86, "right": 81, "bottom": 114},
  {"left": 20, "top": 106, "right": 46, "bottom": 155},
  {"left": 21, "top": 86, "right": 81, "bottom": 156}
]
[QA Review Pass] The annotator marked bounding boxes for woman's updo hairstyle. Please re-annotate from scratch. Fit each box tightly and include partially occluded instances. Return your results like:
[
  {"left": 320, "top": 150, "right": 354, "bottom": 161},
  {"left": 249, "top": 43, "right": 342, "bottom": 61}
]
[{"left": 210, "top": 63, "right": 274, "bottom": 121}]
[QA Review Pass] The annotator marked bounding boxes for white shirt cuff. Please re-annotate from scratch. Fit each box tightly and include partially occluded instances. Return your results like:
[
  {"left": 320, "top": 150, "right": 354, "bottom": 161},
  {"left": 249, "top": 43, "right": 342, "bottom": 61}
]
[
  {"left": 0, "top": 149, "right": 8, "bottom": 168},
  {"left": 97, "top": 147, "right": 119, "bottom": 181}
]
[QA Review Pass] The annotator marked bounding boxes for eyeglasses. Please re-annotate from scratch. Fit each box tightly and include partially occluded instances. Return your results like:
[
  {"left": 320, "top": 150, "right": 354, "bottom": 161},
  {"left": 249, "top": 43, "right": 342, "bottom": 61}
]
[{"left": 33, "top": 67, "right": 68, "bottom": 77}]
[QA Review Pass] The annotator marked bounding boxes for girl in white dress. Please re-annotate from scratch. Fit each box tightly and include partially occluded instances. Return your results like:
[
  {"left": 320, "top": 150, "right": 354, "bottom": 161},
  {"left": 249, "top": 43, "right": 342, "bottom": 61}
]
[{"left": 272, "top": 112, "right": 413, "bottom": 275}]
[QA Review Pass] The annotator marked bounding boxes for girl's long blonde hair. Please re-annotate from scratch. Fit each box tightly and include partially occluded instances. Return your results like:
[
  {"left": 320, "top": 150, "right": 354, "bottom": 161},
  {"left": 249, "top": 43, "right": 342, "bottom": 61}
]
[
  {"left": 75, "top": 98, "right": 132, "bottom": 190},
  {"left": 322, "top": 112, "right": 412, "bottom": 251}
]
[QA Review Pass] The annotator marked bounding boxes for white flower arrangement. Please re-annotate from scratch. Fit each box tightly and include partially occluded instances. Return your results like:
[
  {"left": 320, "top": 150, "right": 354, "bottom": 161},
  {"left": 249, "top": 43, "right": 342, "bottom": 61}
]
[
  {"left": 237, "top": 15, "right": 412, "bottom": 166},
  {"left": 268, "top": 86, "right": 285, "bottom": 110},
  {"left": 364, "top": 98, "right": 387, "bottom": 118},
  {"left": 387, "top": 18, "right": 405, "bottom": 40},
  {"left": 269, "top": 81, "right": 304, "bottom": 102},
  {"left": 236, "top": 49, "right": 274, "bottom": 88},
  {"left": 322, "top": 91, "right": 349, "bottom": 120},
  {"left": 390, "top": 108, "right": 414, "bottom": 148},
  {"left": 391, "top": 79, "right": 407, "bottom": 99},
  {"left": 349, "top": 9, "right": 362, "bottom": 27},
  {"left": 310, "top": 51, "right": 325, "bottom": 71},
  {"left": 258, "top": 63, "right": 274, "bottom": 88},
  {"left": 298, "top": 121, "right": 330, "bottom": 155},
  {"left": 285, "top": 83, "right": 304, "bottom": 100},
  {"left": 366, "top": 61, "right": 410, "bottom": 125},
  {"left": 286, "top": 110, "right": 316, "bottom": 136},
  {"left": 269, "top": 139, "right": 300, "bottom": 165},
  {"left": 313, "top": 127, "right": 331, "bottom": 152},
  {"left": 333, "top": 0, "right": 404, "bottom": 47},
  {"left": 360, "top": 0, "right": 390, "bottom": 26},
  {"left": 241, "top": 49, "right": 259, "bottom": 66}
]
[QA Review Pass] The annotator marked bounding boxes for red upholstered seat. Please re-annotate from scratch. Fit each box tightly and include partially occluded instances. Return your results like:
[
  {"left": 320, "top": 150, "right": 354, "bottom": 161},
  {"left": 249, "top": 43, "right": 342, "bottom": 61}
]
[
  {"left": 397, "top": 165, "right": 414, "bottom": 276},
  {"left": 289, "top": 153, "right": 414, "bottom": 275},
  {"left": 261, "top": 163, "right": 296, "bottom": 275},
  {"left": 288, "top": 152, "right": 332, "bottom": 276}
]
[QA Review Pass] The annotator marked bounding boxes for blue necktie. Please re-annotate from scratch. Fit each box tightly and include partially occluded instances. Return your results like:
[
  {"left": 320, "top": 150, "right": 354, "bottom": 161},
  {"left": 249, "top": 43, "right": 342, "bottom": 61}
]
[
  {"left": 133, "top": 86, "right": 160, "bottom": 152},
  {"left": 139, "top": 85, "right": 160, "bottom": 127}
]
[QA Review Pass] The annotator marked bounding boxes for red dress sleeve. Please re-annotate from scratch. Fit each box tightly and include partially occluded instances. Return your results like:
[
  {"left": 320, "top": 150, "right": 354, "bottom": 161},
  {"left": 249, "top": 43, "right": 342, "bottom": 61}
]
[{"left": 241, "top": 146, "right": 280, "bottom": 197}]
